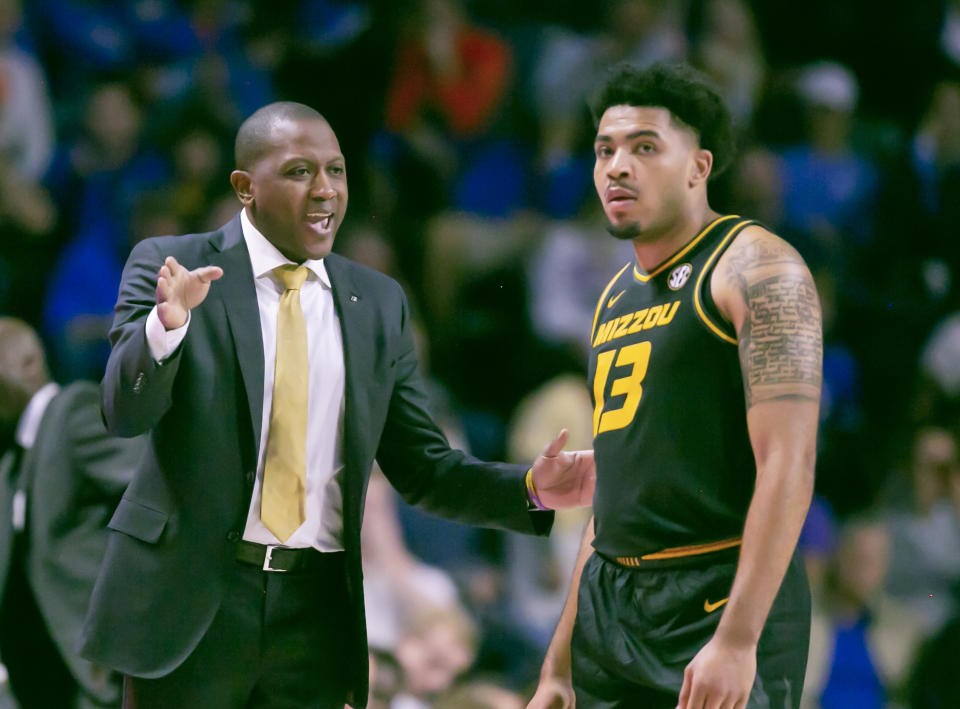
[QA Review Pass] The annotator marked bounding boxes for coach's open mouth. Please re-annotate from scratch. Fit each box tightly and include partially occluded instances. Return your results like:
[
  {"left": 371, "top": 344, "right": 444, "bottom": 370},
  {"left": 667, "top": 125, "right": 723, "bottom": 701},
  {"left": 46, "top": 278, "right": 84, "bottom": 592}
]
[{"left": 306, "top": 213, "right": 333, "bottom": 230}]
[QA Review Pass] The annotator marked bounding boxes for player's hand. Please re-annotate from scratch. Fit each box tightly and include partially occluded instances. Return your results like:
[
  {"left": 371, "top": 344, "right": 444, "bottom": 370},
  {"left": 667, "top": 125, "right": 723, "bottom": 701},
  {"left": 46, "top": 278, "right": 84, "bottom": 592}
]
[
  {"left": 156, "top": 256, "right": 223, "bottom": 330},
  {"left": 526, "top": 676, "right": 575, "bottom": 709},
  {"left": 676, "top": 635, "right": 756, "bottom": 709},
  {"left": 530, "top": 429, "right": 595, "bottom": 509}
]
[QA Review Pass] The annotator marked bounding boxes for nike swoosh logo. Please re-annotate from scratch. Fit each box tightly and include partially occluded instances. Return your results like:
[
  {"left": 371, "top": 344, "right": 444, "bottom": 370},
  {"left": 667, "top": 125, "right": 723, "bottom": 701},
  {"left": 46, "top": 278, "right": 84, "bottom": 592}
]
[
  {"left": 607, "top": 290, "right": 626, "bottom": 308},
  {"left": 704, "top": 597, "right": 729, "bottom": 613}
]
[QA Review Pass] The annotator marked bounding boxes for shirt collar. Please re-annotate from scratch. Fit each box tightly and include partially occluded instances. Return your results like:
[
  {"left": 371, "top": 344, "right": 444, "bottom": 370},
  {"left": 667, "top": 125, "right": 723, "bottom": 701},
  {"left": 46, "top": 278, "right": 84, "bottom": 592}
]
[
  {"left": 15, "top": 382, "right": 60, "bottom": 449},
  {"left": 240, "top": 208, "right": 331, "bottom": 288}
]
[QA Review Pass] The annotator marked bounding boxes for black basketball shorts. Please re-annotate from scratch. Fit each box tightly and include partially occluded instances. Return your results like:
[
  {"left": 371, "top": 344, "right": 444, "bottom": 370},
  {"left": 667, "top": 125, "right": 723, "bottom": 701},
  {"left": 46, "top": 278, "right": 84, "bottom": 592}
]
[{"left": 571, "top": 549, "right": 810, "bottom": 709}]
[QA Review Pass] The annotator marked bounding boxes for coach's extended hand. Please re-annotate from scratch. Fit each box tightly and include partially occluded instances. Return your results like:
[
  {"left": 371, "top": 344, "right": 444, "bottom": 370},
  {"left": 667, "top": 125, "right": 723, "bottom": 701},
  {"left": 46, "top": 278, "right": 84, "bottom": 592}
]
[
  {"left": 530, "top": 429, "right": 595, "bottom": 509},
  {"left": 156, "top": 256, "right": 224, "bottom": 330}
]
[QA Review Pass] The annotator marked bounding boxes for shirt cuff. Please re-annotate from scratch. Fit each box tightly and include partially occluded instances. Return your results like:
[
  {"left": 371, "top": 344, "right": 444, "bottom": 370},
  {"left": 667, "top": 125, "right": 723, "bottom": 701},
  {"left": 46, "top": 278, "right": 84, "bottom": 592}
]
[{"left": 146, "top": 306, "right": 190, "bottom": 363}]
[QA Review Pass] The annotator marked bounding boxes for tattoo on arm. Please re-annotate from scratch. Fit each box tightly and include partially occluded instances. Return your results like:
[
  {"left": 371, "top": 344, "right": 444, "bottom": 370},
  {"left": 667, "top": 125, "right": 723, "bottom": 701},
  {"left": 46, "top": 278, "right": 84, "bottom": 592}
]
[{"left": 726, "top": 237, "right": 823, "bottom": 408}]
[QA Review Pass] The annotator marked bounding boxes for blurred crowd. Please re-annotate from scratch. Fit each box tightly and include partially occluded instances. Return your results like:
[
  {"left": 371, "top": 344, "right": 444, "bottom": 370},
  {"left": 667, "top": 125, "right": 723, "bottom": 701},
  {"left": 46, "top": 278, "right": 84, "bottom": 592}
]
[{"left": 2, "top": 0, "right": 960, "bottom": 707}]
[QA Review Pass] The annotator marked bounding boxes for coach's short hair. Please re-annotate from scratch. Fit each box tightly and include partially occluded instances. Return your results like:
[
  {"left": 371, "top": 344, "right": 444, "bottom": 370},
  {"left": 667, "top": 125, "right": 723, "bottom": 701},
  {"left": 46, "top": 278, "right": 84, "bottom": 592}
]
[
  {"left": 234, "top": 101, "right": 327, "bottom": 170},
  {"left": 590, "top": 63, "right": 735, "bottom": 179}
]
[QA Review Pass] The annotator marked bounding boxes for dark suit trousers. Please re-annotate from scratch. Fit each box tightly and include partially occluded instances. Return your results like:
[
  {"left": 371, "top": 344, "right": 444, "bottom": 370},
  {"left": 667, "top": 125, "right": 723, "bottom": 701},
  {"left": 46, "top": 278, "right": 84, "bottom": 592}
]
[
  {"left": 123, "top": 552, "right": 351, "bottom": 709},
  {"left": 0, "top": 534, "right": 80, "bottom": 708}
]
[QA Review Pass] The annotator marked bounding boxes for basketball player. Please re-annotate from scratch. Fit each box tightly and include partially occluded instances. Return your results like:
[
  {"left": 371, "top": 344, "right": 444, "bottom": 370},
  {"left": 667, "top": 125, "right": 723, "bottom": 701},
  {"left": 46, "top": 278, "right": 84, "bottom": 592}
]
[{"left": 527, "top": 63, "right": 821, "bottom": 709}]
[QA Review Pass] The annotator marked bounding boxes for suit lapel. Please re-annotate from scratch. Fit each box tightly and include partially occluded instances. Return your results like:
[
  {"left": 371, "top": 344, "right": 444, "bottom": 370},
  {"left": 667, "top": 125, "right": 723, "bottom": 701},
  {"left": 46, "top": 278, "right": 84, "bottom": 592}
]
[
  {"left": 324, "top": 253, "right": 369, "bottom": 553},
  {"left": 209, "top": 215, "right": 265, "bottom": 457},
  {"left": 325, "top": 253, "right": 366, "bottom": 458}
]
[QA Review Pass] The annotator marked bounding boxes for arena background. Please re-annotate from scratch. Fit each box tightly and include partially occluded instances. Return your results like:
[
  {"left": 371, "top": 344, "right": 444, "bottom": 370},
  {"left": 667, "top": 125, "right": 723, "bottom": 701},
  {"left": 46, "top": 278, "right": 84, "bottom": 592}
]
[{"left": 1, "top": 0, "right": 959, "bottom": 706}]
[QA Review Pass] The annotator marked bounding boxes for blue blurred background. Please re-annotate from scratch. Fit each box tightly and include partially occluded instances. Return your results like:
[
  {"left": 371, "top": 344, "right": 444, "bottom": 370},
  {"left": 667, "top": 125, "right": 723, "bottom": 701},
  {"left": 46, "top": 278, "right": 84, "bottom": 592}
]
[{"left": 2, "top": 0, "right": 960, "bottom": 706}]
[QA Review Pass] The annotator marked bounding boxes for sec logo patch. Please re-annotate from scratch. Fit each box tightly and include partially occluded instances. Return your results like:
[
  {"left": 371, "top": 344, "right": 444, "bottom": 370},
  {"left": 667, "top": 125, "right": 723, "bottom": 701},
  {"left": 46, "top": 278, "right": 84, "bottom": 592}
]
[{"left": 668, "top": 263, "right": 693, "bottom": 290}]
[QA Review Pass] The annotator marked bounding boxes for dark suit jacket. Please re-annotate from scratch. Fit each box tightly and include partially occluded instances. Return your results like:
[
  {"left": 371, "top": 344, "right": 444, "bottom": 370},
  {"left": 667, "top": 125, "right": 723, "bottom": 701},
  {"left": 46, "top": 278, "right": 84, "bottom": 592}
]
[
  {"left": 78, "top": 213, "right": 552, "bottom": 707},
  {"left": 0, "top": 381, "right": 145, "bottom": 708}
]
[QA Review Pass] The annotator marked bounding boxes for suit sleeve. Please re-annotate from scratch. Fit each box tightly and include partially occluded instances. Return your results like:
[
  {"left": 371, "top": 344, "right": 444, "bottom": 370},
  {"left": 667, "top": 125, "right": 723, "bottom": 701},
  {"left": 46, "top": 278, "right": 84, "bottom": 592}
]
[
  {"left": 374, "top": 287, "right": 553, "bottom": 536},
  {"left": 101, "top": 238, "right": 185, "bottom": 437}
]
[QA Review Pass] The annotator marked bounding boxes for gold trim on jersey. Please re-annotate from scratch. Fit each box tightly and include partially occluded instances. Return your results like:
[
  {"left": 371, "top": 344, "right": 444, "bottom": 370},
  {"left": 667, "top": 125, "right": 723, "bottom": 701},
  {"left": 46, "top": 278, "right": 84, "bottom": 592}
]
[
  {"left": 693, "top": 219, "right": 753, "bottom": 345},
  {"left": 591, "top": 261, "right": 632, "bottom": 343},
  {"left": 632, "top": 214, "right": 740, "bottom": 283},
  {"left": 615, "top": 536, "right": 742, "bottom": 566}
]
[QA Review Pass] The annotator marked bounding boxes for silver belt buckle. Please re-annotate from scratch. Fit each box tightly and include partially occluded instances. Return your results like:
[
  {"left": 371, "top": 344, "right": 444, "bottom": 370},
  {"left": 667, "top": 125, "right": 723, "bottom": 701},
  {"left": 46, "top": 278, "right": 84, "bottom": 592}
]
[{"left": 263, "top": 544, "right": 287, "bottom": 572}]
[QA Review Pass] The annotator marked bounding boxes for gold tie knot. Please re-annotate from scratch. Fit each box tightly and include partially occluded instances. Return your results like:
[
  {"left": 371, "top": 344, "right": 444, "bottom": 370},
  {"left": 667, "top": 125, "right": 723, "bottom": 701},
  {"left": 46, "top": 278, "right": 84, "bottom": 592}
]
[{"left": 274, "top": 264, "right": 309, "bottom": 291}]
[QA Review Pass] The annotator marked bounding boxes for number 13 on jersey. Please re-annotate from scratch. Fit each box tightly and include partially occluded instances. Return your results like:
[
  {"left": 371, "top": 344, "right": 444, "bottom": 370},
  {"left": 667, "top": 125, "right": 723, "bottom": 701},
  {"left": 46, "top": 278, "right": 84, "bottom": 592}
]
[{"left": 592, "top": 341, "right": 652, "bottom": 436}]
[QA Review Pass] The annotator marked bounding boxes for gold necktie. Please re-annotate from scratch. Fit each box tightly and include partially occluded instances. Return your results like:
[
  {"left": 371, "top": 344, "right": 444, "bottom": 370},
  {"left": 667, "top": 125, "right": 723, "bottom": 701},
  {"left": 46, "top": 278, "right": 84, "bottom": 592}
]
[{"left": 261, "top": 264, "right": 309, "bottom": 542}]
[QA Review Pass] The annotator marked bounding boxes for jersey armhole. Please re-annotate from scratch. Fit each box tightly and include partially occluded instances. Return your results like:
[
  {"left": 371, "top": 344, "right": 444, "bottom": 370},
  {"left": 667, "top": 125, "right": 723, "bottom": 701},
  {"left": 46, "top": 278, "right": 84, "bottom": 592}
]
[{"left": 693, "top": 219, "right": 755, "bottom": 345}]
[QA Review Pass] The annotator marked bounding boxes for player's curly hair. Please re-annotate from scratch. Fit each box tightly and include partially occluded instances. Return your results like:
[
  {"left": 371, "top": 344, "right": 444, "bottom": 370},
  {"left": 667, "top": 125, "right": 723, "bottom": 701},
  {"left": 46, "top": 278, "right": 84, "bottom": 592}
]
[{"left": 590, "top": 63, "right": 735, "bottom": 180}]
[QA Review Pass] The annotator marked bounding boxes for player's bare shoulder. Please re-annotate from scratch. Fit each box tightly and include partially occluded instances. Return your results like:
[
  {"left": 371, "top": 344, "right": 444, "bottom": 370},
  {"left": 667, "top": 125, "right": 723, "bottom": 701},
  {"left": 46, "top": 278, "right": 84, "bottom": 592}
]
[{"left": 711, "top": 224, "right": 822, "bottom": 407}]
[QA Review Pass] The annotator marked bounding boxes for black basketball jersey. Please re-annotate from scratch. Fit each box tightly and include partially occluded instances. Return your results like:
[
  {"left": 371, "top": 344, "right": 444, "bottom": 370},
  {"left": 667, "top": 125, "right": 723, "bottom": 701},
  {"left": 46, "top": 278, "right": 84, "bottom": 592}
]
[{"left": 588, "top": 214, "right": 758, "bottom": 561}]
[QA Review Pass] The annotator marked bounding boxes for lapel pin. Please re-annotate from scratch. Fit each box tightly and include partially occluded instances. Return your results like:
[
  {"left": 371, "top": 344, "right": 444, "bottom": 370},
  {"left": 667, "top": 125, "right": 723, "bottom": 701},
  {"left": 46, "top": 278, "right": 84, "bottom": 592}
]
[{"left": 350, "top": 295, "right": 358, "bottom": 302}]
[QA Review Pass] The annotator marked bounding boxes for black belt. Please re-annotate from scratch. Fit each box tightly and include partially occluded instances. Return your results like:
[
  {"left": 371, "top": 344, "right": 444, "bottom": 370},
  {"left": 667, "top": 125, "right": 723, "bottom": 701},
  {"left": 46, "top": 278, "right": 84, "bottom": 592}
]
[{"left": 235, "top": 540, "right": 343, "bottom": 573}]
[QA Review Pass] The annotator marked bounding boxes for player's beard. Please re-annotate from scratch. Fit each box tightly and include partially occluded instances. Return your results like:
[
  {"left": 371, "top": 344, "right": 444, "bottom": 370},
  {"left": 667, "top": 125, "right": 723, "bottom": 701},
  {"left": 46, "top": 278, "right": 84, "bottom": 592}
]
[{"left": 605, "top": 220, "right": 642, "bottom": 240}]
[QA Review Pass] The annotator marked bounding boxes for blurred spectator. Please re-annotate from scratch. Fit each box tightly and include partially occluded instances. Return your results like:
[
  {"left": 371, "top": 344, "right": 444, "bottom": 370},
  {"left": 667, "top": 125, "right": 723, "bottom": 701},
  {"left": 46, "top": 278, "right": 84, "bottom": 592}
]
[
  {"left": 337, "top": 219, "right": 408, "bottom": 291},
  {"left": 385, "top": 0, "right": 512, "bottom": 140},
  {"left": 919, "top": 309, "right": 960, "bottom": 423},
  {"left": 727, "top": 143, "right": 838, "bottom": 269},
  {"left": 433, "top": 679, "right": 525, "bottom": 709},
  {"left": 46, "top": 80, "right": 169, "bottom": 258},
  {"left": 0, "top": 318, "right": 145, "bottom": 709},
  {"left": 375, "top": 0, "right": 519, "bottom": 220},
  {"left": 910, "top": 79, "right": 960, "bottom": 307},
  {"left": 422, "top": 211, "right": 537, "bottom": 332},
  {"left": 204, "top": 189, "right": 246, "bottom": 232},
  {"left": 392, "top": 605, "right": 479, "bottom": 709},
  {"left": 527, "top": 204, "right": 634, "bottom": 358},
  {"left": 778, "top": 62, "right": 879, "bottom": 260},
  {"left": 0, "top": 0, "right": 57, "bottom": 324},
  {"left": 883, "top": 426, "right": 960, "bottom": 631},
  {"left": 804, "top": 515, "right": 923, "bottom": 709},
  {"left": 422, "top": 211, "right": 557, "bottom": 447},
  {"left": 728, "top": 145, "right": 786, "bottom": 229},
  {"left": 689, "top": 0, "right": 765, "bottom": 122},
  {"left": 140, "top": 1, "right": 278, "bottom": 131},
  {"left": 362, "top": 467, "right": 462, "bottom": 654},
  {"left": 534, "top": 0, "right": 687, "bottom": 149},
  {"left": 0, "top": 0, "right": 54, "bottom": 182},
  {"left": 42, "top": 80, "right": 170, "bottom": 379},
  {"left": 941, "top": 0, "right": 960, "bottom": 68},
  {"left": 165, "top": 119, "right": 230, "bottom": 231},
  {"left": 816, "top": 268, "right": 863, "bottom": 438},
  {"left": 809, "top": 266, "right": 871, "bottom": 510},
  {"left": 0, "top": 156, "right": 57, "bottom": 325},
  {"left": 43, "top": 188, "right": 183, "bottom": 381},
  {"left": 27, "top": 0, "right": 200, "bottom": 96},
  {"left": 911, "top": 80, "right": 960, "bottom": 219},
  {"left": 532, "top": 0, "right": 686, "bottom": 214}
]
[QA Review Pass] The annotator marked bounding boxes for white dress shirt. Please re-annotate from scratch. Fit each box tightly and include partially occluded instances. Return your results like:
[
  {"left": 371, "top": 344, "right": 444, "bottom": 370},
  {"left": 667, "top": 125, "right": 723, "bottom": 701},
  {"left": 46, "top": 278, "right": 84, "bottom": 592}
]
[
  {"left": 15, "top": 381, "right": 60, "bottom": 449},
  {"left": 145, "top": 208, "right": 346, "bottom": 550},
  {"left": 9, "top": 382, "right": 60, "bottom": 530}
]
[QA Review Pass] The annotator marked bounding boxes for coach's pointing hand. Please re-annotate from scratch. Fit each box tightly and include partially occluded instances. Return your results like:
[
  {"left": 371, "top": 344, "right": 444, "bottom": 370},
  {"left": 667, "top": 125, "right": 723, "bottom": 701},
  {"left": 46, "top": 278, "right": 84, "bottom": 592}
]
[
  {"left": 156, "top": 256, "right": 223, "bottom": 330},
  {"left": 530, "top": 429, "right": 595, "bottom": 509}
]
